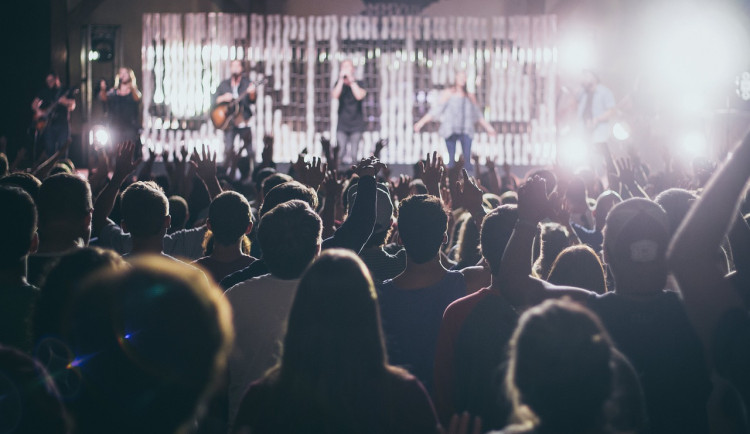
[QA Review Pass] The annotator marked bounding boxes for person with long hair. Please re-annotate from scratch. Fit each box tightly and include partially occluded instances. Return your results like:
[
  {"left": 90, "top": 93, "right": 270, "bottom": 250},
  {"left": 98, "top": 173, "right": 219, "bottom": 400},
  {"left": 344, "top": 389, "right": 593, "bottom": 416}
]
[
  {"left": 231, "top": 249, "right": 439, "bottom": 434},
  {"left": 414, "top": 70, "right": 496, "bottom": 175},
  {"left": 547, "top": 244, "right": 607, "bottom": 294},
  {"left": 99, "top": 67, "right": 142, "bottom": 145}
]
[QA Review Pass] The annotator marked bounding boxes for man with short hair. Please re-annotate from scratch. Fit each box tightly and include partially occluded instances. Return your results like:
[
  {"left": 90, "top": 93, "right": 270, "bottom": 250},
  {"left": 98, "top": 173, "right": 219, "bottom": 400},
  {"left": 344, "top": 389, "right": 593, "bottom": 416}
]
[
  {"left": 194, "top": 191, "right": 255, "bottom": 282},
  {"left": 225, "top": 200, "right": 322, "bottom": 425},
  {"left": 377, "top": 194, "right": 467, "bottom": 393},
  {"left": 120, "top": 181, "right": 171, "bottom": 256},
  {"left": 28, "top": 173, "right": 93, "bottom": 286},
  {"left": 0, "top": 186, "right": 40, "bottom": 352}
]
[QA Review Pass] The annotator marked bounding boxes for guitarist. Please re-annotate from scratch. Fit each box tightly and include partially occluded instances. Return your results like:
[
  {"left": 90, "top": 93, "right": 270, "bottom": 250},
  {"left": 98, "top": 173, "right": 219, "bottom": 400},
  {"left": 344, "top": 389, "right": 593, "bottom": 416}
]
[
  {"left": 213, "top": 60, "right": 256, "bottom": 162},
  {"left": 31, "top": 72, "right": 75, "bottom": 158}
]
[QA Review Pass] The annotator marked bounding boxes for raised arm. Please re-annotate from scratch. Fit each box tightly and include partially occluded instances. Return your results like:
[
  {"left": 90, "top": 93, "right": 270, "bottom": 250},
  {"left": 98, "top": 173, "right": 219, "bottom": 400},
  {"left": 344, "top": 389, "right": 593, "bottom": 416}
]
[
  {"left": 92, "top": 141, "right": 141, "bottom": 237},
  {"left": 667, "top": 130, "right": 750, "bottom": 347},
  {"left": 418, "top": 151, "right": 444, "bottom": 198},
  {"left": 190, "top": 144, "right": 222, "bottom": 201}
]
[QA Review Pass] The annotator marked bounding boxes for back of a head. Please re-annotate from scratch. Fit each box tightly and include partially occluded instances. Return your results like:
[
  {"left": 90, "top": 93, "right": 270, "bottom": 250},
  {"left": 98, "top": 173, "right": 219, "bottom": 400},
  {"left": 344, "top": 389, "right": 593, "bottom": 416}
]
[
  {"left": 507, "top": 299, "right": 613, "bottom": 432},
  {"left": 37, "top": 173, "right": 92, "bottom": 229},
  {"left": 258, "top": 200, "right": 322, "bottom": 279},
  {"left": 0, "top": 172, "right": 42, "bottom": 202},
  {"left": 603, "top": 198, "right": 670, "bottom": 294},
  {"left": 480, "top": 204, "right": 519, "bottom": 275},
  {"left": 261, "top": 173, "right": 293, "bottom": 200},
  {"left": 63, "top": 256, "right": 233, "bottom": 434},
  {"left": 0, "top": 345, "right": 70, "bottom": 434},
  {"left": 259, "top": 181, "right": 318, "bottom": 217},
  {"left": 397, "top": 194, "right": 447, "bottom": 264},
  {"left": 536, "top": 223, "right": 570, "bottom": 279},
  {"left": 0, "top": 153, "right": 8, "bottom": 178},
  {"left": 281, "top": 250, "right": 385, "bottom": 382},
  {"left": 168, "top": 196, "right": 189, "bottom": 232},
  {"left": 654, "top": 188, "right": 697, "bottom": 236},
  {"left": 594, "top": 190, "right": 622, "bottom": 229},
  {"left": 0, "top": 186, "right": 37, "bottom": 269},
  {"left": 208, "top": 191, "right": 252, "bottom": 246},
  {"left": 253, "top": 167, "right": 277, "bottom": 192},
  {"left": 34, "top": 247, "right": 127, "bottom": 341},
  {"left": 547, "top": 245, "right": 607, "bottom": 294},
  {"left": 528, "top": 169, "right": 557, "bottom": 195},
  {"left": 455, "top": 215, "right": 481, "bottom": 267},
  {"left": 121, "top": 181, "right": 169, "bottom": 239}
]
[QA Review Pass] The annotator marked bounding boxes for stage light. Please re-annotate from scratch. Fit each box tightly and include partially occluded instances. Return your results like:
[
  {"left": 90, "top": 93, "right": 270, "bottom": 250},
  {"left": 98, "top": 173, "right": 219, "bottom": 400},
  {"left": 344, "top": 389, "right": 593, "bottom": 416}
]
[
  {"left": 558, "top": 32, "right": 595, "bottom": 74},
  {"left": 737, "top": 72, "right": 750, "bottom": 101},
  {"left": 612, "top": 122, "right": 630, "bottom": 141},
  {"left": 88, "top": 50, "right": 100, "bottom": 61},
  {"left": 89, "top": 125, "right": 110, "bottom": 147},
  {"left": 679, "top": 132, "right": 707, "bottom": 161}
]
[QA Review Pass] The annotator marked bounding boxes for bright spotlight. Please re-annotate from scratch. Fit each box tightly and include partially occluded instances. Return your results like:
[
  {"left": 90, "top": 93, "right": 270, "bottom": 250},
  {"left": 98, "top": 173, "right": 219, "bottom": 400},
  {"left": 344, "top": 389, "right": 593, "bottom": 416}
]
[
  {"left": 559, "top": 31, "right": 595, "bottom": 73},
  {"left": 612, "top": 122, "right": 630, "bottom": 141},
  {"left": 89, "top": 125, "right": 110, "bottom": 147}
]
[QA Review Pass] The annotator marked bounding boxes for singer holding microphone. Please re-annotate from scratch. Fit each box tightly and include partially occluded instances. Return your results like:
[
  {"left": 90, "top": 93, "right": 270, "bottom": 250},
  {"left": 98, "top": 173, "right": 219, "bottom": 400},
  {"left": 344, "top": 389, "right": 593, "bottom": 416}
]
[{"left": 331, "top": 59, "right": 367, "bottom": 165}]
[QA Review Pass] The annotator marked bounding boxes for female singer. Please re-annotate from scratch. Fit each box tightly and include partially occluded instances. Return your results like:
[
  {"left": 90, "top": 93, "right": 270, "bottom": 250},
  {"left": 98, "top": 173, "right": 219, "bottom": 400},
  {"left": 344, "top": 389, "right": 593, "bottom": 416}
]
[
  {"left": 99, "top": 67, "right": 142, "bottom": 146},
  {"left": 414, "top": 70, "right": 496, "bottom": 174}
]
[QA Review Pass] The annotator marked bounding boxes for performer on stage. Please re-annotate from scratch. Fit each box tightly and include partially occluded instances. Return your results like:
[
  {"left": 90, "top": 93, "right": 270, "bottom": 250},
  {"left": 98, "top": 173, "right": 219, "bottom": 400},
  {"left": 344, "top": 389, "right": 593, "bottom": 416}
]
[
  {"left": 99, "top": 67, "right": 142, "bottom": 146},
  {"left": 413, "top": 70, "right": 495, "bottom": 174},
  {"left": 213, "top": 60, "right": 256, "bottom": 162},
  {"left": 577, "top": 69, "right": 616, "bottom": 147},
  {"left": 31, "top": 72, "right": 75, "bottom": 157},
  {"left": 331, "top": 59, "right": 367, "bottom": 165}
]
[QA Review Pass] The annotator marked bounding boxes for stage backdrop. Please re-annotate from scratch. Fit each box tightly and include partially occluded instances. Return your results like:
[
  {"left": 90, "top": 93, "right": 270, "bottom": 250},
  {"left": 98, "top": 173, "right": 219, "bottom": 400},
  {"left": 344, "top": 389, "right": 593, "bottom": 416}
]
[{"left": 141, "top": 13, "right": 558, "bottom": 165}]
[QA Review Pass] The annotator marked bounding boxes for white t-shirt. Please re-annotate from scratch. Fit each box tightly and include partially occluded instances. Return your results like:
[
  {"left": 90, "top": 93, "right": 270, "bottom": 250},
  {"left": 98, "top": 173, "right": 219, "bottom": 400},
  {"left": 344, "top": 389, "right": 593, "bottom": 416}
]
[{"left": 225, "top": 274, "right": 300, "bottom": 426}]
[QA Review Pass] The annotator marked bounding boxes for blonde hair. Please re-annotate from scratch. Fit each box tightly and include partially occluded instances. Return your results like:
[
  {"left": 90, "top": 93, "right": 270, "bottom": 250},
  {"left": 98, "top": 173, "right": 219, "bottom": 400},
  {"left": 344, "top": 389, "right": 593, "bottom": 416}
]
[{"left": 115, "top": 67, "right": 142, "bottom": 102}]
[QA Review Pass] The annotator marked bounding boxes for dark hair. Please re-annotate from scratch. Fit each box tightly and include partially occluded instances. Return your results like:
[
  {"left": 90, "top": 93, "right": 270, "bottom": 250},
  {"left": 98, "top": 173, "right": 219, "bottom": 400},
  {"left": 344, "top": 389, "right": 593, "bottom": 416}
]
[
  {"left": 480, "top": 204, "right": 519, "bottom": 275},
  {"left": 455, "top": 214, "right": 481, "bottom": 269},
  {"left": 120, "top": 181, "right": 168, "bottom": 238},
  {"left": 261, "top": 173, "right": 293, "bottom": 200},
  {"left": 654, "top": 188, "right": 697, "bottom": 236},
  {"left": 547, "top": 245, "right": 607, "bottom": 294},
  {"left": 0, "top": 186, "right": 37, "bottom": 267},
  {"left": 0, "top": 345, "right": 70, "bottom": 434},
  {"left": 507, "top": 299, "right": 613, "bottom": 433},
  {"left": 243, "top": 250, "right": 401, "bottom": 432},
  {"left": 253, "top": 167, "right": 277, "bottom": 192},
  {"left": 528, "top": 169, "right": 557, "bottom": 195},
  {"left": 208, "top": 191, "right": 252, "bottom": 245},
  {"left": 37, "top": 173, "right": 92, "bottom": 228},
  {"left": 0, "top": 172, "right": 42, "bottom": 201},
  {"left": 167, "top": 196, "right": 189, "bottom": 233},
  {"left": 0, "top": 153, "right": 8, "bottom": 178},
  {"left": 62, "top": 257, "right": 233, "bottom": 434},
  {"left": 397, "top": 195, "right": 447, "bottom": 264},
  {"left": 533, "top": 223, "right": 570, "bottom": 280},
  {"left": 257, "top": 200, "right": 321, "bottom": 279},
  {"left": 259, "top": 181, "right": 318, "bottom": 217}
]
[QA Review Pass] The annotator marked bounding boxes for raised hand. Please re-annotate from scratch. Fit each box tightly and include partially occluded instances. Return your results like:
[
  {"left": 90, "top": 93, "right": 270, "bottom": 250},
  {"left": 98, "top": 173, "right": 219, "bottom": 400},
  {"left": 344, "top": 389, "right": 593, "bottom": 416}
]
[
  {"left": 320, "top": 136, "right": 332, "bottom": 160},
  {"left": 190, "top": 144, "right": 217, "bottom": 182},
  {"left": 113, "top": 141, "right": 142, "bottom": 182},
  {"left": 392, "top": 174, "right": 412, "bottom": 201},
  {"left": 517, "top": 175, "right": 551, "bottom": 224},
  {"left": 323, "top": 169, "right": 344, "bottom": 199},
  {"left": 374, "top": 138, "right": 388, "bottom": 159},
  {"left": 291, "top": 153, "right": 307, "bottom": 182},
  {"left": 262, "top": 135, "right": 274, "bottom": 165},
  {"left": 304, "top": 156, "right": 327, "bottom": 190},
  {"left": 418, "top": 151, "right": 444, "bottom": 196},
  {"left": 455, "top": 169, "right": 484, "bottom": 214},
  {"left": 353, "top": 156, "right": 386, "bottom": 178},
  {"left": 616, "top": 157, "right": 636, "bottom": 187}
]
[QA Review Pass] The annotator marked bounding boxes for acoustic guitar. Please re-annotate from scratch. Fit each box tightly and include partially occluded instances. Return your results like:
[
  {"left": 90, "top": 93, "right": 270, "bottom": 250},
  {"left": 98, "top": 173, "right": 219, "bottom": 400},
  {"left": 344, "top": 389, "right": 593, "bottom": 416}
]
[
  {"left": 32, "top": 88, "right": 79, "bottom": 133},
  {"left": 211, "top": 78, "right": 267, "bottom": 131}
]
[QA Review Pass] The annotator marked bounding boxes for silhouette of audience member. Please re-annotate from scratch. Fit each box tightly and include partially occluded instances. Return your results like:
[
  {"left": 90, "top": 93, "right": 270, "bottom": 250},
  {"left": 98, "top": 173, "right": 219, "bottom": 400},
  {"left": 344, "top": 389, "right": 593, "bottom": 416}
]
[
  {"left": 531, "top": 222, "right": 570, "bottom": 279},
  {"left": 194, "top": 191, "right": 255, "bottom": 282},
  {"left": 492, "top": 299, "right": 645, "bottom": 434},
  {"left": 547, "top": 244, "right": 607, "bottom": 294},
  {"left": 378, "top": 194, "right": 467, "bottom": 393},
  {"left": 62, "top": 256, "right": 233, "bottom": 434},
  {"left": 0, "top": 345, "right": 71, "bottom": 434},
  {"left": 0, "top": 172, "right": 42, "bottom": 202},
  {"left": 588, "top": 198, "right": 711, "bottom": 433},
  {"left": 232, "top": 250, "right": 439, "bottom": 434},
  {"left": 570, "top": 190, "right": 621, "bottom": 254},
  {"left": 167, "top": 195, "right": 189, "bottom": 234},
  {"left": 225, "top": 200, "right": 322, "bottom": 425},
  {"left": 356, "top": 181, "right": 405, "bottom": 283},
  {"left": 28, "top": 173, "right": 92, "bottom": 286},
  {"left": 0, "top": 186, "right": 40, "bottom": 352}
]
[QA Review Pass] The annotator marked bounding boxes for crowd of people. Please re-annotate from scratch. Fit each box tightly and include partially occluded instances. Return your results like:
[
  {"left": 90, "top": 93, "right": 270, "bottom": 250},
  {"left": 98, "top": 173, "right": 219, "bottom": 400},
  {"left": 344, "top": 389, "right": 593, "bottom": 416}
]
[{"left": 0, "top": 127, "right": 749, "bottom": 434}]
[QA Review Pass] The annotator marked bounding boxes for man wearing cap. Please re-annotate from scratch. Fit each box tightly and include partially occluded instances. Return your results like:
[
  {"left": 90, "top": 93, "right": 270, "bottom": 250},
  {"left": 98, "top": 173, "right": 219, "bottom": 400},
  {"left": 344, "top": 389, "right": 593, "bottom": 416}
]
[{"left": 587, "top": 198, "right": 711, "bottom": 434}]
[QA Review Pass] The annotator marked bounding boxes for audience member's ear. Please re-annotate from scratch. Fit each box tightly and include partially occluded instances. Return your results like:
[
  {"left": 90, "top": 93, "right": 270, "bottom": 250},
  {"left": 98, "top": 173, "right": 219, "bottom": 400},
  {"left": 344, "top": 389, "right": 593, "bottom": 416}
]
[
  {"left": 163, "top": 215, "right": 172, "bottom": 230},
  {"left": 30, "top": 232, "right": 39, "bottom": 254},
  {"left": 245, "top": 221, "right": 253, "bottom": 234}
]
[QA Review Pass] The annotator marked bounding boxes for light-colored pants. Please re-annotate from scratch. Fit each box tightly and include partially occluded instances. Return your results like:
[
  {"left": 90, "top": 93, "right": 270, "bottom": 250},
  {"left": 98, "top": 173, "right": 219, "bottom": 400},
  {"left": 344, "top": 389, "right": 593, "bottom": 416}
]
[{"left": 336, "top": 130, "right": 363, "bottom": 165}]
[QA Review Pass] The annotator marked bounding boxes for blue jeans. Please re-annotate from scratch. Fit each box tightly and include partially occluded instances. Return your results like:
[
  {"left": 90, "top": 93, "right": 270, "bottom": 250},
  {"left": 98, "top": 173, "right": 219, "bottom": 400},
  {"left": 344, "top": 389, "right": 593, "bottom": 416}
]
[
  {"left": 445, "top": 133, "right": 473, "bottom": 174},
  {"left": 43, "top": 122, "right": 69, "bottom": 157}
]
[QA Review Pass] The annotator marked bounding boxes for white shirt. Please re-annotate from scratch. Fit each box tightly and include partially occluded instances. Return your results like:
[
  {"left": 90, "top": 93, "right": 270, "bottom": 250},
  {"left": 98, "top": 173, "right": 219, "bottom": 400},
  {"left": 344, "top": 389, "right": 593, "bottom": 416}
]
[{"left": 225, "top": 274, "right": 300, "bottom": 426}]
